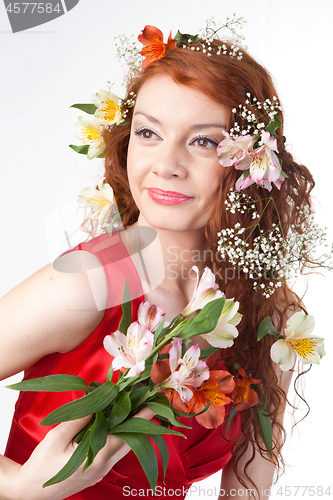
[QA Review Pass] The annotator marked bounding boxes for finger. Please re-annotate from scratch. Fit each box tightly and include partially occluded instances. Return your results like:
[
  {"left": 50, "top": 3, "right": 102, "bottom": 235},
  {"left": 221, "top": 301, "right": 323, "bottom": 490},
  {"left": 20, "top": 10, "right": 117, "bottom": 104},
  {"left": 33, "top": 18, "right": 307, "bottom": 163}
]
[
  {"left": 133, "top": 406, "right": 156, "bottom": 420},
  {"left": 50, "top": 415, "right": 93, "bottom": 449}
]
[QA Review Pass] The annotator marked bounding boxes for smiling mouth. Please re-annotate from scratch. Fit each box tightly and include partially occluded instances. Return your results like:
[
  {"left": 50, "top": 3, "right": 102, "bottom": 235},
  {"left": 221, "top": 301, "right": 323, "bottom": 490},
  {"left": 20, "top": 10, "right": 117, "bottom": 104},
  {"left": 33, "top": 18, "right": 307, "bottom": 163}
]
[{"left": 147, "top": 188, "right": 192, "bottom": 205}]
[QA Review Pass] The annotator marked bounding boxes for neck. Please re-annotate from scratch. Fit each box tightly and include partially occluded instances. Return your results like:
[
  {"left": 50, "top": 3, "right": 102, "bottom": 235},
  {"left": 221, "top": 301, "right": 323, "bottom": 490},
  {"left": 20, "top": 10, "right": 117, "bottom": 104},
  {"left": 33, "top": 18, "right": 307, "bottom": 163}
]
[{"left": 127, "top": 213, "right": 212, "bottom": 299}]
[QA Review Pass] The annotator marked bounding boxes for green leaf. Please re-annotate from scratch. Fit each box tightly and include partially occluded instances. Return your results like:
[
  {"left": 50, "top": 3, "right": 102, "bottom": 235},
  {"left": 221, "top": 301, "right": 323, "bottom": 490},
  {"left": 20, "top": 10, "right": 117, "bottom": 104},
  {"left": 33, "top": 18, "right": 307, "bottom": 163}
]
[
  {"left": 70, "top": 103, "right": 98, "bottom": 114},
  {"left": 243, "top": 169, "right": 250, "bottom": 180},
  {"left": 265, "top": 115, "right": 281, "bottom": 136},
  {"left": 7, "top": 374, "right": 88, "bottom": 393},
  {"left": 280, "top": 169, "right": 288, "bottom": 178},
  {"left": 129, "top": 386, "right": 151, "bottom": 406},
  {"left": 43, "top": 429, "right": 90, "bottom": 487},
  {"left": 146, "top": 402, "right": 191, "bottom": 429},
  {"left": 199, "top": 346, "right": 219, "bottom": 359},
  {"left": 118, "top": 279, "right": 132, "bottom": 334},
  {"left": 108, "top": 391, "right": 132, "bottom": 430},
  {"left": 106, "top": 367, "right": 114, "bottom": 383},
  {"left": 226, "top": 407, "right": 238, "bottom": 439},
  {"left": 174, "top": 30, "right": 200, "bottom": 45},
  {"left": 69, "top": 144, "right": 90, "bottom": 155},
  {"left": 256, "top": 404, "right": 273, "bottom": 457},
  {"left": 107, "top": 212, "right": 121, "bottom": 236},
  {"left": 41, "top": 381, "right": 119, "bottom": 426},
  {"left": 177, "top": 298, "right": 225, "bottom": 339},
  {"left": 150, "top": 435, "right": 169, "bottom": 481},
  {"left": 114, "top": 432, "right": 158, "bottom": 492},
  {"left": 83, "top": 446, "right": 95, "bottom": 471},
  {"left": 89, "top": 412, "right": 108, "bottom": 457},
  {"left": 257, "top": 316, "right": 280, "bottom": 341},
  {"left": 111, "top": 417, "right": 185, "bottom": 437},
  {"left": 153, "top": 316, "right": 166, "bottom": 343},
  {"left": 82, "top": 411, "right": 108, "bottom": 472},
  {"left": 172, "top": 401, "right": 210, "bottom": 418}
]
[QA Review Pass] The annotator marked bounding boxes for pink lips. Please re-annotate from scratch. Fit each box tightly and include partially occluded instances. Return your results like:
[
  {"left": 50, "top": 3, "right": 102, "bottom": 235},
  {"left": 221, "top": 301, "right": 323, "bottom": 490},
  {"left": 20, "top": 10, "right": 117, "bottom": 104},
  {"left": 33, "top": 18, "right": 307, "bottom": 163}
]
[{"left": 147, "top": 188, "right": 192, "bottom": 205}]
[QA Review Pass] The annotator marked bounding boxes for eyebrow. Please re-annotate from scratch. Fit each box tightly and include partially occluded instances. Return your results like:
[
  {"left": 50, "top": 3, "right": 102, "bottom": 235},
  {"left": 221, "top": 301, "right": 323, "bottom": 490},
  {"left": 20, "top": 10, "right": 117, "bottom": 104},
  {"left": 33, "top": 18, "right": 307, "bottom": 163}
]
[{"left": 133, "top": 111, "right": 226, "bottom": 130}]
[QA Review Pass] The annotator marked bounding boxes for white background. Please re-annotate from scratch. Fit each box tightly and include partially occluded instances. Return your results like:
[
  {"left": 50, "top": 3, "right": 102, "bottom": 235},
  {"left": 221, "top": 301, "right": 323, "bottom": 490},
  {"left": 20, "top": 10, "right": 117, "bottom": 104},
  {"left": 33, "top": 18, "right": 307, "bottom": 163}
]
[{"left": 0, "top": 1, "right": 332, "bottom": 499}]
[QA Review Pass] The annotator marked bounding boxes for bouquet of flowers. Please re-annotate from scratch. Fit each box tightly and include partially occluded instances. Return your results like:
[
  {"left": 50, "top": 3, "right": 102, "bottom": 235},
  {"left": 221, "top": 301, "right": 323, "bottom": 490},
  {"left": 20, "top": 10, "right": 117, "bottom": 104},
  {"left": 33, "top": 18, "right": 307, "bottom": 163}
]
[{"left": 8, "top": 267, "right": 325, "bottom": 492}]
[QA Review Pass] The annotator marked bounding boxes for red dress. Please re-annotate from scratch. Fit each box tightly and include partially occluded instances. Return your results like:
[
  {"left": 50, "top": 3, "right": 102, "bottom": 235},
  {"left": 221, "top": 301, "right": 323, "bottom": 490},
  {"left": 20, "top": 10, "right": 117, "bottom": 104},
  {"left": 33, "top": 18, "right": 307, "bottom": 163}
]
[{"left": 5, "top": 231, "right": 242, "bottom": 499}]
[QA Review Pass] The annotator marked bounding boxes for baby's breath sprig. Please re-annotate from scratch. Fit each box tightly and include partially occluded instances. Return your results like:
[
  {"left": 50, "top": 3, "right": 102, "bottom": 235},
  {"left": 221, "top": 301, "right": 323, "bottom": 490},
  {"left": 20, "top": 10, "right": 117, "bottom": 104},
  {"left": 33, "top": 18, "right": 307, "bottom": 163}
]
[
  {"left": 218, "top": 189, "right": 333, "bottom": 297},
  {"left": 177, "top": 15, "right": 246, "bottom": 60},
  {"left": 115, "top": 33, "right": 143, "bottom": 79},
  {"left": 119, "top": 91, "right": 136, "bottom": 124},
  {"left": 229, "top": 94, "right": 282, "bottom": 140},
  {"left": 195, "top": 15, "right": 247, "bottom": 59}
]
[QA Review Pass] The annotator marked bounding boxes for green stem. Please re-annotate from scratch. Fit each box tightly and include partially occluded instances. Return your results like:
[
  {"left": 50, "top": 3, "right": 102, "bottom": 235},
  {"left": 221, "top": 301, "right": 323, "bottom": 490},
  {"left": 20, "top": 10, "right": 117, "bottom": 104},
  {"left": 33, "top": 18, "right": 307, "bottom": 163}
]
[
  {"left": 147, "top": 319, "right": 186, "bottom": 361},
  {"left": 271, "top": 197, "right": 285, "bottom": 241},
  {"left": 131, "top": 387, "right": 161, "bottom": 411},
  {"left": 244, "top": 197, "right": 273, "bottom": 242}
]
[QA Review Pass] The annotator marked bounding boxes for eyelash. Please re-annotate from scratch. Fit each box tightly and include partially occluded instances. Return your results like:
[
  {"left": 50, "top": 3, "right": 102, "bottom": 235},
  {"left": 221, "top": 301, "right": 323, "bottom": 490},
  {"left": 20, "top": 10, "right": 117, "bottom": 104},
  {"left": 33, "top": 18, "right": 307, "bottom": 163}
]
[
  {"left": 134, "top": 127, "right": 159, "bottom": 140},
  {"left": 134, "top": 128, "right": 218, "bottom": 149},
  {"left": 191, "top": 135, "right": 219, "bottom": 149}
]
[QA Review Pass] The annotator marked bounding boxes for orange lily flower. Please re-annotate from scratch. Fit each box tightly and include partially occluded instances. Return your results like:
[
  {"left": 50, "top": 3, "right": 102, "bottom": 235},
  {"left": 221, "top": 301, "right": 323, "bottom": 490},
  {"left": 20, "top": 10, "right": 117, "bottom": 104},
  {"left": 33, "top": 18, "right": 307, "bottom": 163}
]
[
  {"left": 232, "top": 368, "right": 260, "bottom": 411},
  {"left": 187, "top": 370, "right": 234, "bottom": 429},
  {"left": 138, "top": 25, "right": 177, "bottom": 69}
]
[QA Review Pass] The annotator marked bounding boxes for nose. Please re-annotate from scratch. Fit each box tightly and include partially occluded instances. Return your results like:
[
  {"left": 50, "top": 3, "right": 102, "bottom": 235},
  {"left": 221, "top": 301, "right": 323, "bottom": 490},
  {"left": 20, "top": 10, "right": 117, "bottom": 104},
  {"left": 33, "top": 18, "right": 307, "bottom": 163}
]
[{"left": 152, "top": 140, "right": 188, "bottom": 179}]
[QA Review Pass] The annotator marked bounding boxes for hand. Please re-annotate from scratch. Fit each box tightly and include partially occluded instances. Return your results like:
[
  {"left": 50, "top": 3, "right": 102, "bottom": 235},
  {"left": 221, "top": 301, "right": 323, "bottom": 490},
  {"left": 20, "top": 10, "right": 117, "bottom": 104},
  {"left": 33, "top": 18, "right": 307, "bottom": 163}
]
[{"left": 7, "top": 407, "right": 154, "bottom": 500}]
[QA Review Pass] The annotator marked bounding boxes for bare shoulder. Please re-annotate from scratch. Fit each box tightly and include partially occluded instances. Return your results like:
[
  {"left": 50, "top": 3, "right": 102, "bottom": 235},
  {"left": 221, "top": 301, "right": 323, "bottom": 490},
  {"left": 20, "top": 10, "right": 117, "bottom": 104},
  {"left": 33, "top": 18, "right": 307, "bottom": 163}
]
[{"left": 0, "top": 250, "right": 107, "bottom": 380}]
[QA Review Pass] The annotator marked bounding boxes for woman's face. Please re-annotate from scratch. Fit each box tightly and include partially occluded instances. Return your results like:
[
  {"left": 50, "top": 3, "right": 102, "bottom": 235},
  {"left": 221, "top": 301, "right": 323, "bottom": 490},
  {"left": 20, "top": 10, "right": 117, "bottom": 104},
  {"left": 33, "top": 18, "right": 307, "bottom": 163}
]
[{"left": 127, "top": 75, "right": 228, "bottom": 233}]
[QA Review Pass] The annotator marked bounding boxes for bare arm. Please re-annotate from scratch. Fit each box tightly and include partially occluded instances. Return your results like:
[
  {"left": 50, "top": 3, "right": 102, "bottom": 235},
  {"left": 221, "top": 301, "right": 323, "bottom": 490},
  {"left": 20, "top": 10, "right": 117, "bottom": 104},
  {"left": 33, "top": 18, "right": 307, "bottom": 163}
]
[
  {"left": 0, "top": 251, "right": 106, "bottom": 380},
  {"left": 0, "top": 252, "right": 155, "bottom": 499},
  {"left": 219, "top": 368, "right": 293, "bottom": 500}
]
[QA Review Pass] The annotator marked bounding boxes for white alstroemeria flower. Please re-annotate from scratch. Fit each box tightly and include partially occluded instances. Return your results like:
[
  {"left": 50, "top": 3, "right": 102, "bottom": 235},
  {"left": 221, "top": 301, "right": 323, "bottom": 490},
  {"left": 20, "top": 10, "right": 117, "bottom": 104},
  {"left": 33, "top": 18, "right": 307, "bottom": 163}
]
[
  {"left": 217, "top": 131, "right": 255, "bottom": 167},
  {"left": 75, "top": 114, "right": 106, "bottom": 159},
  {"left": 94, "top": 89, "right": 123, "bottom": 126},
  {"left": 201, "top": 298, "right": 242, "bottom": 348},
  {"left": 103, "top": 321, "right": 154, "bottom": 378},
  {"left": 79, "top": 178, "right": 115, "bottom": 226},
  {"left": 235, "top": 131, "right": 284, "bottom": 192},
  {"left": 182, "top": 266, "right": 224, "bottom": 317},
  {"left": 270, "top": 311, "right": 325, "bottom": 371},
  {"left": 137, "top": 301, "right": 165, "bottom": 332},
  {"left": 161, "top": 341, "right": 209, "bottom": 402}
]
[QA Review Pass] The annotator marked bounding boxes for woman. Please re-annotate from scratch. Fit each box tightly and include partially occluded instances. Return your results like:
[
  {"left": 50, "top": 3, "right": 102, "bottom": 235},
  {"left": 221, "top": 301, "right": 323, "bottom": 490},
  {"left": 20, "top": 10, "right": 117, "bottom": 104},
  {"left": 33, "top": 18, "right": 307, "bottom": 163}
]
[{"left": 0, "top": 26, "right": 318, "bottom": 499}]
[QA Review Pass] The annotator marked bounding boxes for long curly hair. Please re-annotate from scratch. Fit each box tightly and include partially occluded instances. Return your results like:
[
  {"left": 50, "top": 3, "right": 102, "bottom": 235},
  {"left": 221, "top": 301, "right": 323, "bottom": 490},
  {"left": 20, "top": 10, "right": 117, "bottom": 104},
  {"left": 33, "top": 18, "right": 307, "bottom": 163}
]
[{"left": 102, "top": 43, "right": 315, "bottom": 491}]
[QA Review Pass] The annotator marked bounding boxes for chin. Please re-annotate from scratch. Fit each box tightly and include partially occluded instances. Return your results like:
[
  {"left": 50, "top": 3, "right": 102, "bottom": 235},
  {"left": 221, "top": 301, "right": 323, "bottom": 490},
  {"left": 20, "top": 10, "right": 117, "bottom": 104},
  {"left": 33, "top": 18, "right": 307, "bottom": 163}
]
[{"left": 141, "top": 213, "right": 204, "bottom": 233}]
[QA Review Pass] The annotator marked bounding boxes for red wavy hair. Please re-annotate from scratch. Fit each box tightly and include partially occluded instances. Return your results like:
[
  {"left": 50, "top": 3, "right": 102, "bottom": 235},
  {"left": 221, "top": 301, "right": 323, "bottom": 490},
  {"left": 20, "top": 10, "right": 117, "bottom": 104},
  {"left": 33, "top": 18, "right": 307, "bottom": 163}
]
[{"left": 102, "top": 43, "right": 315, "bottom": 491}]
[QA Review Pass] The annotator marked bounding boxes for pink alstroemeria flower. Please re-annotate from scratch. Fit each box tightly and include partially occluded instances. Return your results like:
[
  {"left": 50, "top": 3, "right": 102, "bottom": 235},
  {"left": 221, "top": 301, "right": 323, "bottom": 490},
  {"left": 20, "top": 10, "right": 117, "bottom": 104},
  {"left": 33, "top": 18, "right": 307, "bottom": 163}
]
[
  {"left": 103, "top": 322, "right": 154, "bottom": 378},
  {"left": 137, "top": 301, "right": 165, "bottom": 331},
  {"left": 156, "top": 340, "right": 210, "bottom": 402},
  {"left": 217, "top": 132, "right": 255, "bottom": 167},
  {"left": 182, "top": 266, "right": 224, "bottom": 317},
  {"left": 235, "top": 131, "right": 284, "bottom": 192}
]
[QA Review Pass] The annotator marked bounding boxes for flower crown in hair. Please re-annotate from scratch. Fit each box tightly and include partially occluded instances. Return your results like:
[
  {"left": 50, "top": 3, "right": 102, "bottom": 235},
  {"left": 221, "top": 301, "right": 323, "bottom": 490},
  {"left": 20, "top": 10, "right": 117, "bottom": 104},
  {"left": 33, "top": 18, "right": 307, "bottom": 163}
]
[{"left": 70, "top": 17, "right": 246, "bottom": 160}]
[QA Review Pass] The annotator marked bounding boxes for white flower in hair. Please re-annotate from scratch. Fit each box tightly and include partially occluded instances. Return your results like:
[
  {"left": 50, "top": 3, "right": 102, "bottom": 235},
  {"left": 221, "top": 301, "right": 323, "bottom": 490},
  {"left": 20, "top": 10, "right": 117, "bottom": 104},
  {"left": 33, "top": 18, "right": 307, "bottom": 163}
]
[
  {"left": 93, "top": 89, "right": 123, "bottom": 126},
  {"left": 235, "top": 131, "right": 284, "bottom": 192},
  {"left": 75, "top": 114, "right": 106, "bottom": 159},
  {"left": 270, "top": 311, "right": 325, "bottom": 371},
  {"left": 78, "top": 177, "right": 116, "bottom": 226}
]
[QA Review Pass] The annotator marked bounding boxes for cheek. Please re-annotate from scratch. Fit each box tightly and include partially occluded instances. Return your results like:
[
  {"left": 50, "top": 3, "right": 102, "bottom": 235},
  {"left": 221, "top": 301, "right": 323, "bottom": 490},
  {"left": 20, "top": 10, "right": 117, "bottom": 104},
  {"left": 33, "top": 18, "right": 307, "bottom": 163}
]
[
  {"left": 200, "top": 165, "right": 223, "bottom": 201},
  {"left": 126, "top": 140, "right": 140, "bottom": 191}
]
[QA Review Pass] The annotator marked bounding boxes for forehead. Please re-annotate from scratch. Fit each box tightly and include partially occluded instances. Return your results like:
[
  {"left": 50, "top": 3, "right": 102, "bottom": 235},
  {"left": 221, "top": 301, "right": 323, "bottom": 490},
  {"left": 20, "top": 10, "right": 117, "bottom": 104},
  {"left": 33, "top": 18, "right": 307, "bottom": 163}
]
[{"left": 134, "top": 75, "right": 228, "bottom": 123}]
